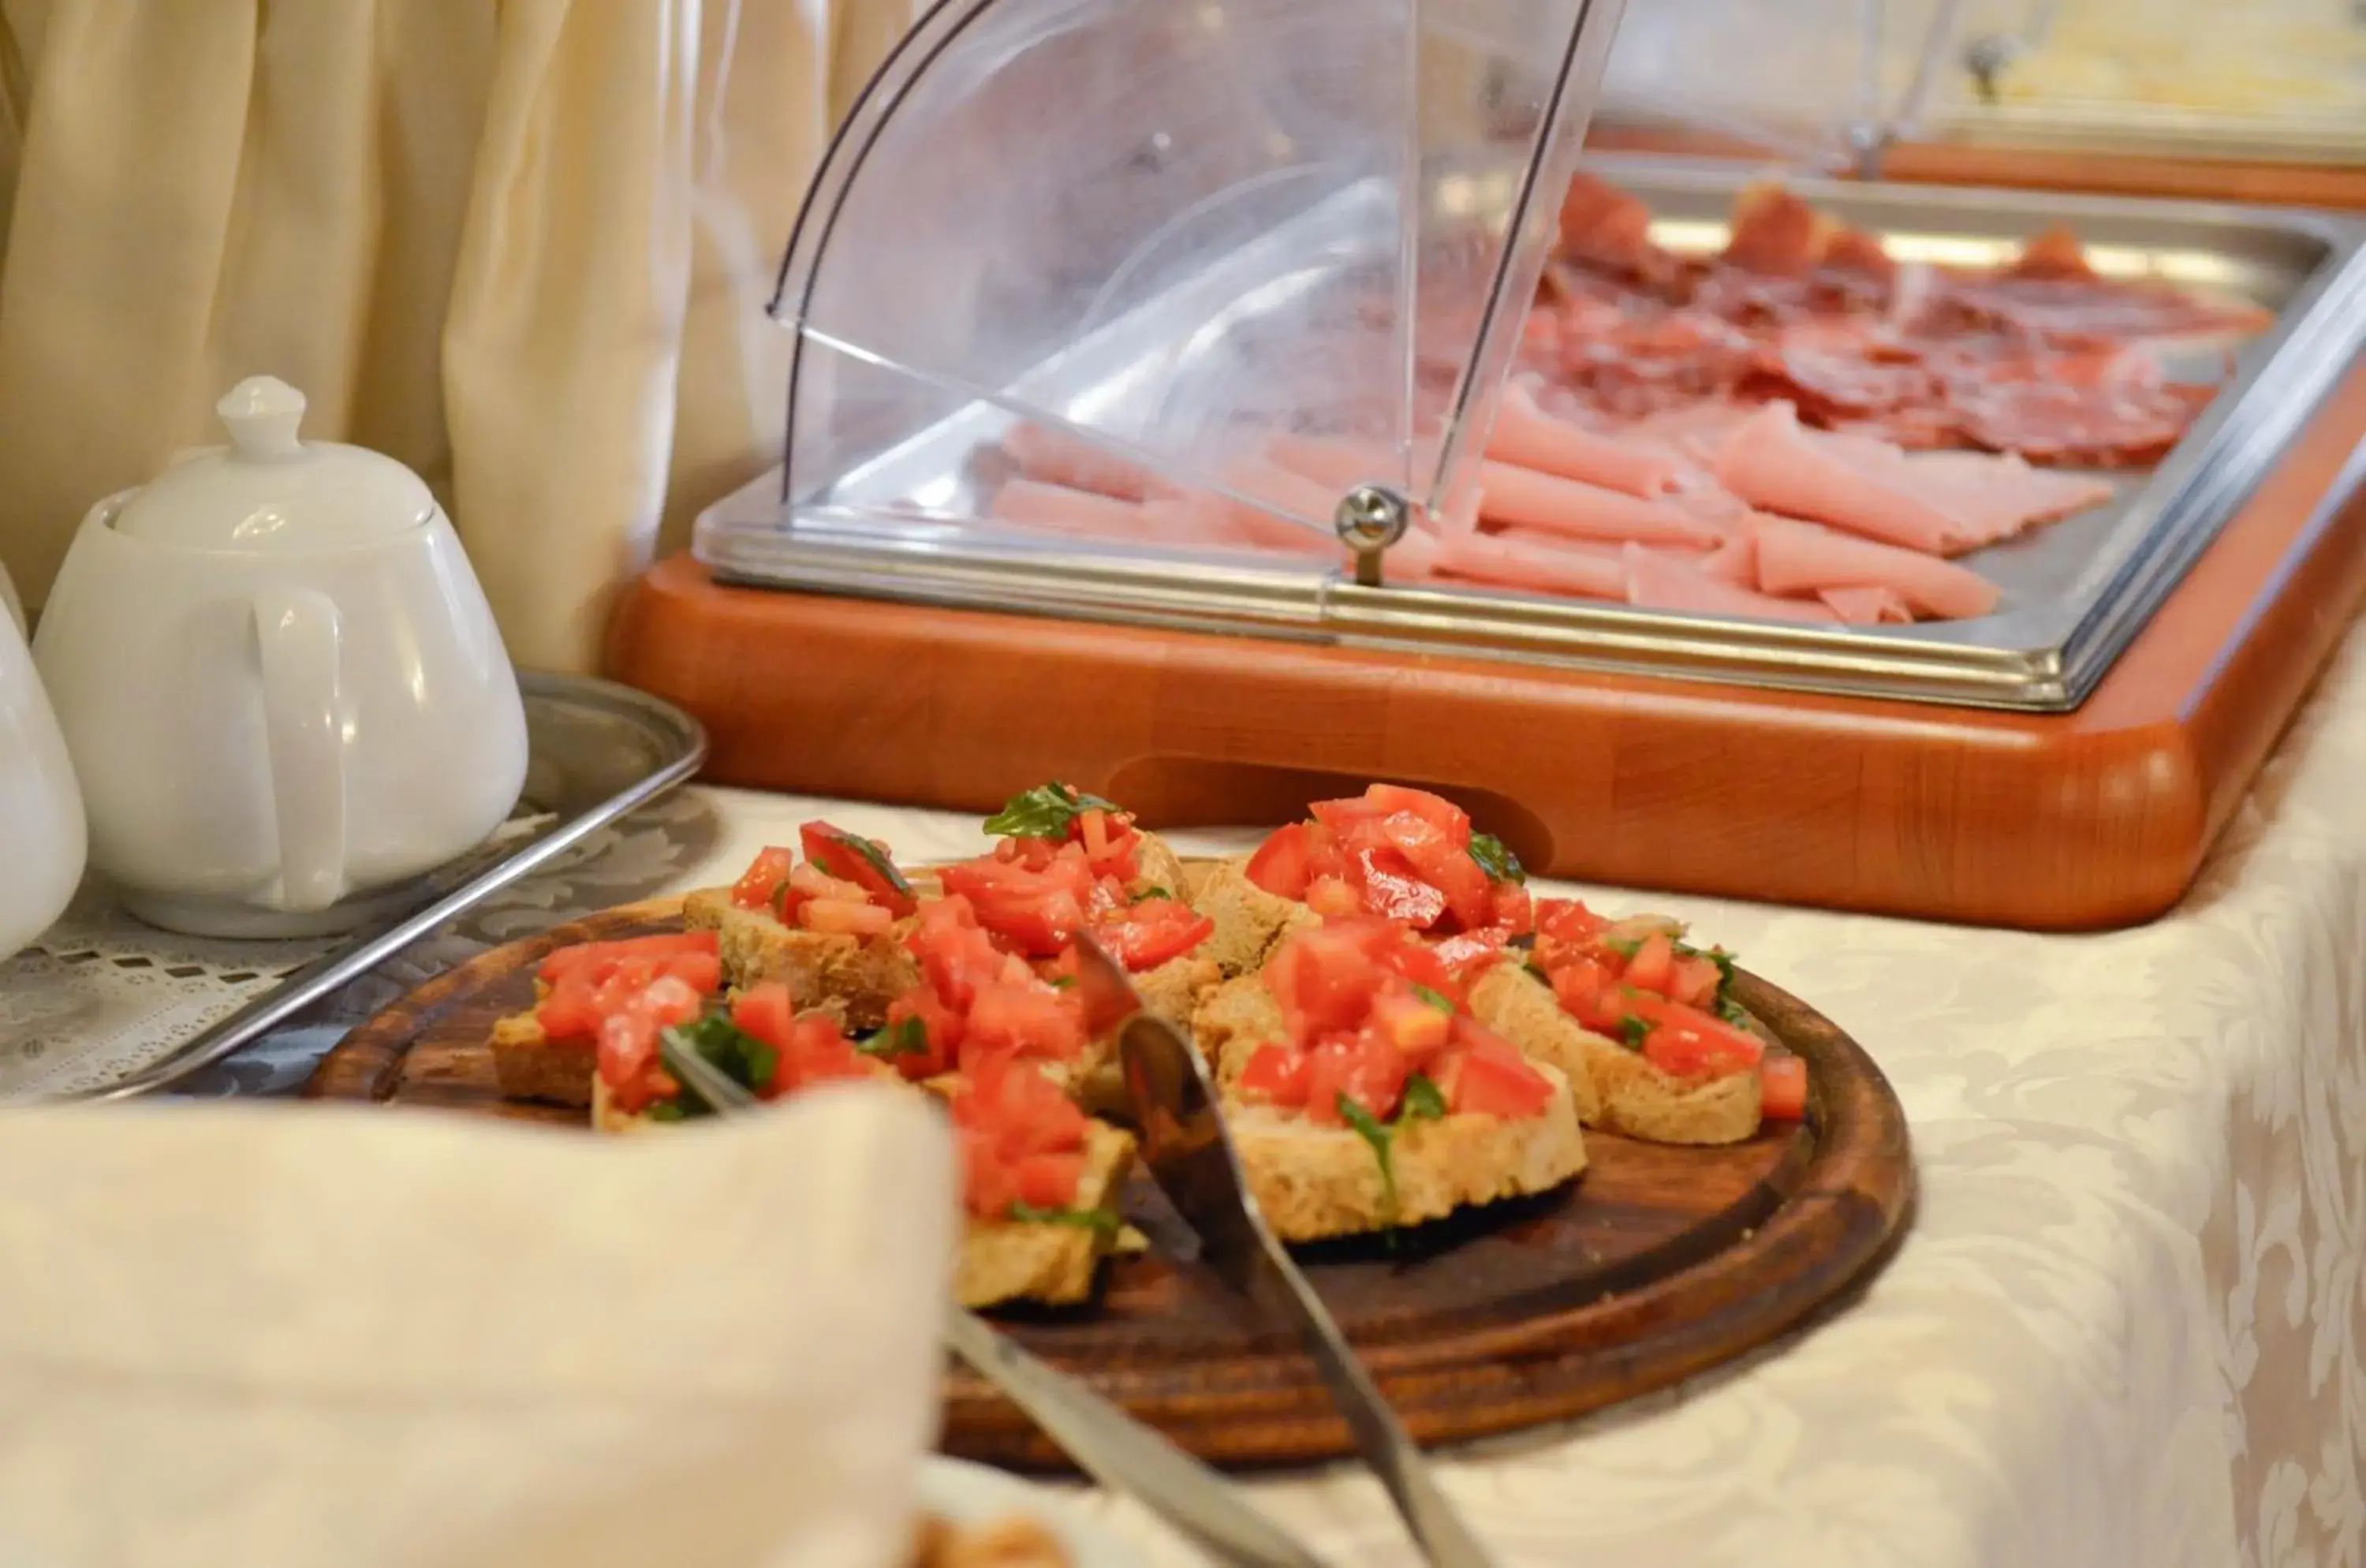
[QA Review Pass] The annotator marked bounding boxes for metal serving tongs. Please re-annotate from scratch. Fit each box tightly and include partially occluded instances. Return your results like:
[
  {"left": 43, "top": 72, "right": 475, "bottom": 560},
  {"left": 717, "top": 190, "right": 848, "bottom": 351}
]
[
  {"left": 1070, "top": 938, "right": 1501, "bottom": 1568},
  {"left": 653, "top": 1029, "right": 1326, "bottom": 1568}
]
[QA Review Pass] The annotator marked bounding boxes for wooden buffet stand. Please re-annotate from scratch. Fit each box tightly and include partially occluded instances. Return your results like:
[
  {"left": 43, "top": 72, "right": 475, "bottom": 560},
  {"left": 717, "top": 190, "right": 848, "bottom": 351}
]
[{"left": 606, "top": 144, "right": 2366, "bottom": 933}]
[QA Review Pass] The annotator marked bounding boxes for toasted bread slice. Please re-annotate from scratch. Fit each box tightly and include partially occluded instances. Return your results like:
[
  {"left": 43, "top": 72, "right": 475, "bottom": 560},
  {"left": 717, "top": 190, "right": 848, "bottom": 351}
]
[
  {"left": 1130, "top": 833, "right": 1191, "bottom": 902},
  {"left": 681, "top": 887, "right": 919, "bottom": 1030},
  {"left": 1191, "top": 974, "right": 1285, "bottom": 1073},
  {"left": 487, "top": 998, "right": 599, "bottom": 1108},
  {"left": 1189, "top": 857, "right": 1320, "bottom": 978},
  {"left": 1467, "top": 961, "right": 1761, "bottom": 1145},
  {"left": 1226, "top": 1066, "right": 1586, "bottom": 1242},
  {"left": 956, "top": 1118, "right": 1136, "bottom": 1309}
]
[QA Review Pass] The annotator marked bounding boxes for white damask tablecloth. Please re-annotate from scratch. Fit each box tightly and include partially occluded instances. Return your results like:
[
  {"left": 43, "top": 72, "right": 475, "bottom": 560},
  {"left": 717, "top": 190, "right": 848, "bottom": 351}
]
[{"left": 35, "top": 624, "right": 2366, "bottom": 1568}]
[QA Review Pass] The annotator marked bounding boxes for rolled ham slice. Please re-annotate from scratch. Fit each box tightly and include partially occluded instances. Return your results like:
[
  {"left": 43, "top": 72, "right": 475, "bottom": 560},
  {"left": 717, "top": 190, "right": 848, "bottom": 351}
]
[
  {"left": 1476, "top": 460, "right": 1723, "bottom": 547},
  {"left": 1819, "top": 585, "right": 1916, "bottom": 625},
  {"left": 1000, "top": 424, "right": 1169, "bottom": 502},
  {"left": 1622, "top": 543, "right": 1839, "bottom": 624},
  {"left": 1752, "top": 514, "right": 2000, "bottom": 620},
  {"left": 1424, "top": 529, "right": 1626, "bottom": 599},
  {"left": 1485, "top": 381, "right": 1679, "bottom": 498}
]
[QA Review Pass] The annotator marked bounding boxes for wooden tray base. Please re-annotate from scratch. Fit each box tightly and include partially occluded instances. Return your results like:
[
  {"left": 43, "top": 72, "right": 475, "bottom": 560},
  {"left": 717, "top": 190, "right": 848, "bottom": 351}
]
[{"left": 306, "top": 898, "right": 1912, "bottom": 1471}]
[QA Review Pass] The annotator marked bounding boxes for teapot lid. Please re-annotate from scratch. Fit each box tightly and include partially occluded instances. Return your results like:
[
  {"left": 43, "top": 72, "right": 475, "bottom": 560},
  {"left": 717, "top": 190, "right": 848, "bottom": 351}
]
[{"left": 110, "top": 377, "right": 438, "bottom": 551}]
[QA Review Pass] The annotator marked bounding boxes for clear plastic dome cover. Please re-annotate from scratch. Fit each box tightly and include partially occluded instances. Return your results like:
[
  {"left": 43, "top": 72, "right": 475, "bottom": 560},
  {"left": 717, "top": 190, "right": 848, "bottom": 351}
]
[{"left": 704, "top": 0, "right": 1992, "bottom": 582}]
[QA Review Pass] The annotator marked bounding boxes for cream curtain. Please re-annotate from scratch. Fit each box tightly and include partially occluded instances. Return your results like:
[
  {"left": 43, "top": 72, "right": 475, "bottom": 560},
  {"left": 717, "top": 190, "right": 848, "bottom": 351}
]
[{"left": 0, "top": 0, "right": 916, "bottom": 673}]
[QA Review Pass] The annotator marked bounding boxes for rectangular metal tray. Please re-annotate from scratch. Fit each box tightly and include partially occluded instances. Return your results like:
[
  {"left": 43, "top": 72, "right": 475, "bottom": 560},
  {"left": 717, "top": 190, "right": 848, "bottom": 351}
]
[
  {"left": 33, "top": 671, "right": 706, "bottom": 1101},
  {"left": 696, "top": 154, "right": 2366, "bottom": 711}
]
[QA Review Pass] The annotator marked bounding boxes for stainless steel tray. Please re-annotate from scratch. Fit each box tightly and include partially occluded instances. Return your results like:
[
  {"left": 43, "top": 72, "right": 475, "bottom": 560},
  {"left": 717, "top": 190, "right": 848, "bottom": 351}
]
[
  {"left": 37, "top": 671, "right": 706, "bottom": 1101},
  {"left": 696, "top": 155, "right": 2366, "bottom": 711}
]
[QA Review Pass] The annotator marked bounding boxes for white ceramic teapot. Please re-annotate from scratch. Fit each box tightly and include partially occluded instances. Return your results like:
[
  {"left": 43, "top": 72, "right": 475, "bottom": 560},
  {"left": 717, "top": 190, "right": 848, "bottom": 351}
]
[
  {"left": 34, "top": 376, "right": 528, "bottom": 937},
  {"left": 0, "top": 555, "right": 84, "bottom": 958}
]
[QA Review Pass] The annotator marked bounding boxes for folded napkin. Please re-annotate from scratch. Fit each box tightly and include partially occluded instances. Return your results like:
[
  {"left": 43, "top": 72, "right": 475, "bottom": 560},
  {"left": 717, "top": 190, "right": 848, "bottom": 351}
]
[{"left": 0, "top": 1085, "right": 956, "bottom": 1568}]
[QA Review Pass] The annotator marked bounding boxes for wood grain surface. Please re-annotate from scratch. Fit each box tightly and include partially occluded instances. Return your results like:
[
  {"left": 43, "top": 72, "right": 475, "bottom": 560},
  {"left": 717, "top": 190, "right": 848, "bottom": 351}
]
[{"left": 306, "top": 896, "right": 1913, "bottom": 1471}]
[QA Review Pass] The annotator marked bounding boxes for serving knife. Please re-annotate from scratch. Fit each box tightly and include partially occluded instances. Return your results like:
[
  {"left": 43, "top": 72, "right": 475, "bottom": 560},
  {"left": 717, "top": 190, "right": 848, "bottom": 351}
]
[
  {"left": 653, "top": 1028, "right": 1327, "bottom": 1568},
  {"left": 1069, "top": 937, "right": 1501, "bottom": 1568}
]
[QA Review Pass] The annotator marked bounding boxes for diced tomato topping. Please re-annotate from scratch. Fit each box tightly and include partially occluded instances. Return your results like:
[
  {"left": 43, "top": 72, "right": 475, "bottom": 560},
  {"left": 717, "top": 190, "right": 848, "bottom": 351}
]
[
  {"left": 1427, "top": 930, "right": 1510, "bottom": 987},
  {"left": 728, "top": 983, "right": 872, "bottom": 1095},
  {"left": 1089, "top": 896, "right": 1214, "bottom": 972},
  {"left": 1622, "top": 931, "right": 1677, "bottom": 997},
  {"left": 730, "top": 847, "right": 797, "bottom": 912},
  {"left": 1250, "top": 919, "right": 1552, "bottom": 1125},
  {"left": 950, "top": 1058, "right": 1092, "bottom": 1219},
  {"left": 963, "top": 983, "right": 1088, "bottom": 1065},
  {"left": 1666, "top": 954, "right": 1724, "bottom": 1010},
  {"left": 1487, "top": 882, "right": 1535, "bottom": 937},
  {"left": 536, "top": 936, "right": 725, "bottom": 1057},
  {"left": 537, "top": 931, "right": 721, "bottom": 986},
  {"left": 1245, "top": 822, "right": 1318, "bottom": 900},
  {"left": 595, "top": 973, "right": 707, "bottom": 1109},
  {"left": 1759, "top": 1055, "right": 1809, "bottom": 1122},
  {"left": 1352, "top": 844, "right": 1450, "bottom": 928},
  {"left": 1533, "top": 898, "right": 1610, "bottom": 957},
  {"left": 939, "top": 849, "right": 1095, "bottom": 957},
  {"left": 906, "top": 896, "right": 1010, "bottom": 1014},
  {"left": 1236, "top": 1043, "right": 1308, "bottom": 1104},
  {"left": 881, "top": 990, "right": 960, "bottom": 1081},
  {"left": 1546, "top": 956, "right": 1628, "bottom": 1036},
  {"left": 798, "top": 821, "right": 919, "bottom": 917},
  {"left": 1626, "top": 994, "right": 1765, "bottom": 1081},
  {"left": 1377, "top": 812, "right": 1493, "bottom": 929},
  {"left": 1442, "top": 1018, "right": 1554, "bottom": 1119}
]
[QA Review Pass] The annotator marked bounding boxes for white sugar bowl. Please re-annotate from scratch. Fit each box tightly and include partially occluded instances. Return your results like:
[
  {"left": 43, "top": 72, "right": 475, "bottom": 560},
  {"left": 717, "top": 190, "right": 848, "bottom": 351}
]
[{"left": 33, "top": 376, "right": 528, "bottom": 938}]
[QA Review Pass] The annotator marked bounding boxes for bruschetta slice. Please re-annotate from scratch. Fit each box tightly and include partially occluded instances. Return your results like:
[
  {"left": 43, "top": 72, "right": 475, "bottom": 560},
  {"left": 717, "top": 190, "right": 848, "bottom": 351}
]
[
  {"left": 683, "top": 823, "right": 925, "bottom": 1030},
  {"left": 1209, "top": 918, "right": 1586, "bottom": 1242},
  {"left": 1468, "top": 900, "right": 1789, "bottom": 1145},
  {"left": 488, "top": 931, "right": 726, "bottom": 1107}
]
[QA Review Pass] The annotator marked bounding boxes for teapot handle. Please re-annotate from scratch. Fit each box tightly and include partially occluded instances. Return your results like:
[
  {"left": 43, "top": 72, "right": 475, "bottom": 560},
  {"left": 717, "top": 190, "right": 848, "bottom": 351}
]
[{"left": 252, "top": 588, "right": 347, "bottom": 912}]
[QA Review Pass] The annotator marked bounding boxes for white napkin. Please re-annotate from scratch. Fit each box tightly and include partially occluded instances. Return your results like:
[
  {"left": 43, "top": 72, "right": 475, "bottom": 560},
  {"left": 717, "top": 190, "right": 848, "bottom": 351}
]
[{"left": 0, "top": 1085, "right": 956, "bottom": 1568}]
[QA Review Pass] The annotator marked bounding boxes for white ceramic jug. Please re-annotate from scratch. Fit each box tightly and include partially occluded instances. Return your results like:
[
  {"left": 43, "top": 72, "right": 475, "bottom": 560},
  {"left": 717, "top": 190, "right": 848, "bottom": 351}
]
[
  {"left": 0, "top": 556, "right": 84, "bottom": 958},
  {"left": 34, "top": 376, "right": 528, "bottom": 938}
]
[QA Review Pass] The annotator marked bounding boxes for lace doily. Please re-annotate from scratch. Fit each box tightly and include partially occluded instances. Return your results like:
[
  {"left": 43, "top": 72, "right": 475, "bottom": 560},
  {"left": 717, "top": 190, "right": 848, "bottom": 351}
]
[{"left": 0, "top": 790, "right": 722, "bottom": 1102}]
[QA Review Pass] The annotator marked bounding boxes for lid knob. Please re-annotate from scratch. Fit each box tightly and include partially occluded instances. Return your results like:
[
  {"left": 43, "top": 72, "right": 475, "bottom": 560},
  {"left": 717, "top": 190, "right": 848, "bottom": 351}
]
[{"left": 216, "top": 376, "right": 308, "bottom": 461}]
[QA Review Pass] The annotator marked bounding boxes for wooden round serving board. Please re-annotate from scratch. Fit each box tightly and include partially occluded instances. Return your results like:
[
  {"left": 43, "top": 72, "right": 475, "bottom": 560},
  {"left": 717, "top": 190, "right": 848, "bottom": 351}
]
[{"left": 307, "top": 894, "right": 1913, "bottom": 1471}]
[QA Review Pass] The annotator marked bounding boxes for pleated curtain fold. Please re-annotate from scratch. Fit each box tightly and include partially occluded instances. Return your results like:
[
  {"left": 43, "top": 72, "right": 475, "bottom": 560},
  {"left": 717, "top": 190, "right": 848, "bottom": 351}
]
[{"left": 0, "top": 0, "right": 913, "bottom": 671}]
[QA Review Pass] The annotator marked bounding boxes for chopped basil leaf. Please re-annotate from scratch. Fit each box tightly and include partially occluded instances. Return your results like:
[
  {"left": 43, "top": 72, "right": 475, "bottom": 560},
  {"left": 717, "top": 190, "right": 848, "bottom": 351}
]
[
  {"left": 1719, "top": 996, "right": 1753, "bottom": 1028},
  {"left": 1337, "top": 1093, "right": 1400, "bottom": 1224},
  {"left": 1130, "top": 886, "right": 1173, "bottom": 903},
  {"left": 1046, "top": 974, "right": 1077, "bottom": 990},
  {"left": 856, "top": 1015, "right": 930, "bottom": 1058},
  {"left": 1602, "top": 937, "right": 1641, "bottom": 961},
  {"left": 1618, "top": 1014, "right": 1651, "bottom": 1050},
  {"left": 1505, "top": 931, "right": 1536, "bottom": 952},
  {"left": 1524, "top": 960, "right": 1552, "bottom": 985},
  {"left": 827, "top": 832, "right": 912, "bottom": 897},
  {"left": 646, "top": 1099, "right": 690, "bottom": 1123},
  {"left": 1467, "top": 832, "right": 1525, "bottom": 885},
  {"left": 666, "top": 1012, "right": 778, "bottom": 1094},
  {"left": 982, "top": 781, "right": 1121, "bottom": 841},
  {"left": 1399, "top": 1073, "right": 1448, "bottom": 1122},
  {"left": 1008, "top": 1203, "right": 1122, "bottom": 1238},
  {"left": 1410, "top": 983, "right": 1456, "bottom": 1015}
]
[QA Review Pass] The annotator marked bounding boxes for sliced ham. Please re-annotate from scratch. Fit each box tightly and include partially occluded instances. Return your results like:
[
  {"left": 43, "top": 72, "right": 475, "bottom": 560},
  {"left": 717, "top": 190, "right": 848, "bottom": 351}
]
[
  {"left": 1422, "top": 529, "right": 1627, "bottom": 599},
  {"left": 1752, "top": 514, "right": 2000, "bottom": 620},
  {"left": 1476, "top": 460, "right": 1724, "bottom": 547},
  {"left": 1697, "top": 530, "right": 1758, "bottom": 586},
  {"left": 989, "top": 479, "right": 1149, "bottom": 539},
  {"left": 1486, "top": 380, "right": 1679, "bottom": 498},
  {"left": 1000, "top": 423, "right": 1167, "bottom": 502},
  {"left": 1622, "top": 543, "right": 1838, "bottom": 624},
  {"left": 1716, "top": 401, "right": 2084, "bottom": 556},
  {"left": 1819, "top": 585, "right": 1916, "bottom": 625}
]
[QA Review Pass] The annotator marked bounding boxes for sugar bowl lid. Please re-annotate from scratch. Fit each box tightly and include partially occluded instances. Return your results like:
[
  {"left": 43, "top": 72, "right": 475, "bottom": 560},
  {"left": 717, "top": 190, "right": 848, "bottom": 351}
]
[{"left": 110, "top": 376, "right": 438, "bottom": 551}]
